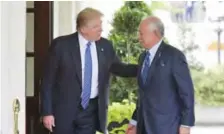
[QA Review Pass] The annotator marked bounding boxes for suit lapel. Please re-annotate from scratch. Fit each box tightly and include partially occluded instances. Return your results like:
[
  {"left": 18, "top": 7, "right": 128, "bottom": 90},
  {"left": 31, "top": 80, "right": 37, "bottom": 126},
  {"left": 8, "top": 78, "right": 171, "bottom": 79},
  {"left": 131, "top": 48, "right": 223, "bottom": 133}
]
[
  {"left": 95, "top": 39, "right": 105, "bottom": 88},
  {"left": 69, "top": 32, "right": 82, "bottom": 85},
  {"left": 138, "top": 52, "right": 146, "bottom": 88},
  {"left": 145, "top": 41, "right": 165, "bottom": 85}
]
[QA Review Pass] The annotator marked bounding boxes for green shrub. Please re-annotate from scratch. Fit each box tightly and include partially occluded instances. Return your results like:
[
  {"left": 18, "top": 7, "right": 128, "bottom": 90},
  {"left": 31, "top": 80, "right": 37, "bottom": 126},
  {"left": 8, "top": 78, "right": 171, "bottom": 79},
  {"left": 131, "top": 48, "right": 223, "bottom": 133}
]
[
  {"left": 192, "top": 66, "right": 224, "bottom": 106},
  {"left": 109, "top": 1, "right": 152, "bottom": 103},
  {"left": 107, "top": 99, "right": 136, "bottom": 134}
]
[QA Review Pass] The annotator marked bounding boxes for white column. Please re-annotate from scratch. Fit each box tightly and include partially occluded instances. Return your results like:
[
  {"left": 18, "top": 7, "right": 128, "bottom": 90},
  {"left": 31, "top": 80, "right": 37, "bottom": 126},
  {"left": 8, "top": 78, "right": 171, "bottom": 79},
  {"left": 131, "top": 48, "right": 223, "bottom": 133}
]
[
  {"left": 0, "top": 1, "right": 26, "bottom": 134},
  {"left": 53, "top": 1, "right": 59, "bottom": 38},
  {"left": 53, "top": 1, "right": 74, "bottom": 37},
  {"left": 71, "top": 1, "right": 77, "bottom": 33},
  {"left": 0, "top": 2, "right": 2, "bottom": 132}
]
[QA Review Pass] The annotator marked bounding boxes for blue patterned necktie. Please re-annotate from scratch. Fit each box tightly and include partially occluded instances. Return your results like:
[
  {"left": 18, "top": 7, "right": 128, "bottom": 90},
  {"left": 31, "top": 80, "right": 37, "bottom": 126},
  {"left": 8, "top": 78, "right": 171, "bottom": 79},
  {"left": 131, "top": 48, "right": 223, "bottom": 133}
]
[
  {"left": 81, "top": 42, "right": 92, "bottom": 109},
  {"left": 141, "top": 51, "right": 150, "bottom": 84}
]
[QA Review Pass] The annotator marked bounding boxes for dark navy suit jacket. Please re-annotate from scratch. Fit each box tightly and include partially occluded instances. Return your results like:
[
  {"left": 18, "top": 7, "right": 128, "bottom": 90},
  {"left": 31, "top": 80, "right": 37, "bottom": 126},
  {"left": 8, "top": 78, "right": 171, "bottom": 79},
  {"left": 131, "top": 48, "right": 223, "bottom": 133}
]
[
  {"left": 132, "top": 41, "right": 195, "bottom": 134},
  {"left": 40, "top": 32, "right": 138, "bottom": 133}
]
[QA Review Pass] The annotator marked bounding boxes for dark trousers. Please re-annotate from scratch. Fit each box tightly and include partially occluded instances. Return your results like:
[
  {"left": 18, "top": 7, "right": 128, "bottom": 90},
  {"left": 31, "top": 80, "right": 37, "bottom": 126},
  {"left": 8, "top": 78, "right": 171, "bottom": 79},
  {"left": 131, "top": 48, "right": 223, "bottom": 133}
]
[
  {"left": 141, "top": 122, "right": 147, "bottom": 134},
  {"left": 137, "top": 119, "right": 147, "bottom": 134},
  {"left": 53, "top": 98, "right": 99, "bottom": 134}
]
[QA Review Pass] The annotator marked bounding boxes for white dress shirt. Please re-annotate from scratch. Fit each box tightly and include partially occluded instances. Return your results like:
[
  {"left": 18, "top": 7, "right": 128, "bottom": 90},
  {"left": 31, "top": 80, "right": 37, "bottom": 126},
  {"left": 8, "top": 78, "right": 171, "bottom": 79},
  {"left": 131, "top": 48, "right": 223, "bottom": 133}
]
[
  {"left": 78, "top": 33, "right": 99, "bottom": 98},
  {"left": 147, "top": 39, "right": 162, "bottom": 65},
  {"left": 130, "top": 39, "right": 190, "bottom": 128}
]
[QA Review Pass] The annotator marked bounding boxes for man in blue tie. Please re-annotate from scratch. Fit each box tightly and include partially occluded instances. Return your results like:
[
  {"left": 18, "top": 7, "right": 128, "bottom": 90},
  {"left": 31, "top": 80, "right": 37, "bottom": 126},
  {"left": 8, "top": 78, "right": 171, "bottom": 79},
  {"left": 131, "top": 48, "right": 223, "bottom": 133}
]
[
  {"left": 40, "top": 7, "right": 138, "bottom": 134},
  {"left": 126, "top": 16, "right": 195, "bottom": 134}
]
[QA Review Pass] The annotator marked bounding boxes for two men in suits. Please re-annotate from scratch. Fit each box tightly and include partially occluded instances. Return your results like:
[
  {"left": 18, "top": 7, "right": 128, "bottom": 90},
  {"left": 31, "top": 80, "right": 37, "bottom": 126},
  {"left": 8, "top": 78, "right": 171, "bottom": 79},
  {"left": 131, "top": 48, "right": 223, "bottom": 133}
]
[
  {"left": 40, "top": 8, "right": 138, "bottom": 134},
  {"left": 126, "top": 16, "right": 195, "bottom": 134}
]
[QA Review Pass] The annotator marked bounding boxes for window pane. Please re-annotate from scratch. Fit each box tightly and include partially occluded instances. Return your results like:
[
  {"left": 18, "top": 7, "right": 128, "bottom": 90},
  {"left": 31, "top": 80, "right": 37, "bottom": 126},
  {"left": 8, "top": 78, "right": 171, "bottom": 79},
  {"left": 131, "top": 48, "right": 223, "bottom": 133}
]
[
  {"left": 26, "top": 57, "right": 34, "bottom": 96},
  {"left": 26, "top": 1, "right": 34, "bottom": 8},
  {"left": 26, "top": 13, "right": 34, "bottom": 52}
]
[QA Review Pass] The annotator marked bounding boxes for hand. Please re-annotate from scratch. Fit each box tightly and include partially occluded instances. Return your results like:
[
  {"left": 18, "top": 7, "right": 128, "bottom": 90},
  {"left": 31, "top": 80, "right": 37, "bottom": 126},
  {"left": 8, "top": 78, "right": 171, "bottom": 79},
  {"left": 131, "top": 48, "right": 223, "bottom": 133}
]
[
  {"left": 43, "top": 115, "right": 55, "bottom": 132},
  {"left": 126, "top": 124, "right": 136, "bottom": 134},
  {"left": 179, "top": 126, "right": 190, "bottom": 134}
]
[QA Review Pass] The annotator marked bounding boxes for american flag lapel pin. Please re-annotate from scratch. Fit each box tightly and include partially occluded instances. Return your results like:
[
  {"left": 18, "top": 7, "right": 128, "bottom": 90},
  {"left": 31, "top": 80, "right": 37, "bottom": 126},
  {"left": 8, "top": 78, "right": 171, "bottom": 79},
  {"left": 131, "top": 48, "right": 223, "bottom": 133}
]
[
  {"left": 158, "top": 52, "right": 161, "bottom": 58},
  {"left": 160, "top": 60, "right": 165, "bottom": 66}
]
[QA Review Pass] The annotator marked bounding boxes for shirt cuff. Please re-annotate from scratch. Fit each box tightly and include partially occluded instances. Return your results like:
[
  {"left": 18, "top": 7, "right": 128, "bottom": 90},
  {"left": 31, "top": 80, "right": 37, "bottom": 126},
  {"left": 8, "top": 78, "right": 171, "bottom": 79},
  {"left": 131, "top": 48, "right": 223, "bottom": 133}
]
[
  {"left": 181, "top": 125, "right": 191, "bottom": 128},
  {"left": 129, "top": 119, "right": 137, "bottom": 126}
]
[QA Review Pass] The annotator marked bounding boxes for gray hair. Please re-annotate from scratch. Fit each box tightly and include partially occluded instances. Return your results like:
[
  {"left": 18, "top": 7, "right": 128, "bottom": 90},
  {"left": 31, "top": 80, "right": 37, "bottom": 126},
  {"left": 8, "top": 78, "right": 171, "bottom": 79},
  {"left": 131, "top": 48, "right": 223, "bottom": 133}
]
[{"left": 148, "top": 20, "right": 165, "bottom": 37}]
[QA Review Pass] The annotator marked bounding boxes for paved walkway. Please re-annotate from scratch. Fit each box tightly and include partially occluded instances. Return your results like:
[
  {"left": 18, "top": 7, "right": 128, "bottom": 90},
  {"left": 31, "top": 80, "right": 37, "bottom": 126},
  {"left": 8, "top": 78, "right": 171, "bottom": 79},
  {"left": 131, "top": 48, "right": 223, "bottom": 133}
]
[
  {"left": 192, "top": 126, "right": 224, "bottom": 134},
  {"left": 192, "top": 105, "right": 224, "bottom": 133},
  {"left": 195, "top": 105, "right": 224, "bottom": 125}
]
